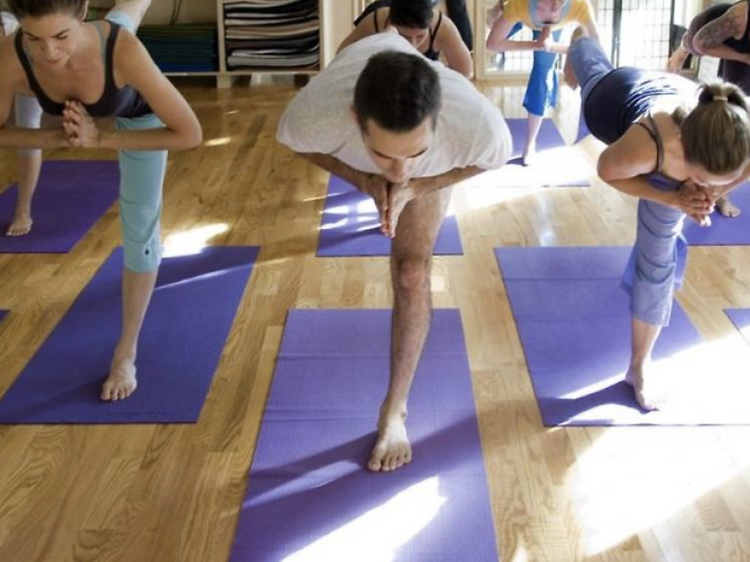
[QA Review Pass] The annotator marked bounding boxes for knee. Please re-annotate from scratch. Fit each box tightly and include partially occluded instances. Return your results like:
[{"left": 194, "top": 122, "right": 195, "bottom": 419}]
[
  {"left": 571, "top": 25, "right": 589, "bottom": 44},
  {"left": 393, "top": 257, "right": 431, "bottom": 297},
  {"left": 120, "top": 198, "right": 162, "bottom": 273}
]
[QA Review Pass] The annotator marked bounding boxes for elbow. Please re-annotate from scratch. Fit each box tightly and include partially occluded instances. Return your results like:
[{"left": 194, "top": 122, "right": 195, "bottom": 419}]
[
  {"left": 596, "top": 156, "right": 614, "bottom": 183},
  {"left": 486, "top": 37, "right": 504, "bottom": 52},
  {"left": 691, "top": 33, "right": 710, "bottom": 56},
  {"left": 178, "top": 122, "right": 203, "bottom": 150},
  {"left": 188, "top": 124, "right": 203, "bottom": 149}
]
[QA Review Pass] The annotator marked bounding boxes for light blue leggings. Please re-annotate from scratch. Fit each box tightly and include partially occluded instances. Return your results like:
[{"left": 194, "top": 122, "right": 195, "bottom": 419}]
[{"left": 107, "top": 10, "right": 168, "bottom": 273}]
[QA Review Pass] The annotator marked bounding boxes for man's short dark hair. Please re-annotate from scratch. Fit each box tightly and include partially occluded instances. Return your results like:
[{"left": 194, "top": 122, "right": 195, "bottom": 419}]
[
  {"left": 390, "top": 0, "right": 434, "bottom": 29},
  {"left": 354, "top": 51, "right": 441, "bottom": 133}
]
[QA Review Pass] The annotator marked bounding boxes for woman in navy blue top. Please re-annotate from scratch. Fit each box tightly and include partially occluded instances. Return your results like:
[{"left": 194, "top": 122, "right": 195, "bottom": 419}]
[{"left": 566, "top": 27, "right": 750, "bottom": 410}]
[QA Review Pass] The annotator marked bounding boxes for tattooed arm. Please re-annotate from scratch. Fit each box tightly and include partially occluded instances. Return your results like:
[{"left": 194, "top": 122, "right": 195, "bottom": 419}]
[{"left": 693, "top": 3, "right": 750, "bottom": 65}]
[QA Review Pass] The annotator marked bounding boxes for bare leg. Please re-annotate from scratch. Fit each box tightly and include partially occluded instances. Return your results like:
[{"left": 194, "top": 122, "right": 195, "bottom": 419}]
[
  {"left": 368, "top": 188, "right": 452, "bottom": 473},
  {"left": 716, "top": 195, "right": 741, "bottom": 218},
  {"left": 6, "top": 151, "right": 42, "bottom": 236},
  {"left": 522, "top": 113, "right": 544, "bottom": 166},
  {"left": 101, "top": 268, "right": 158, "bottom": 401},
  {"left": 624, "top": 317, "right": 665, "bottom": 411}
]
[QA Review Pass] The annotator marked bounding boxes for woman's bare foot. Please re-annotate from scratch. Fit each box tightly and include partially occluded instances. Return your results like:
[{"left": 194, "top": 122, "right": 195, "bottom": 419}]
[
  {"left": 368, "top": 409, "right": 412, "bottom": 473},
  {"left": 521, "top": 147, "right": 537, "bottom": 167},
  {"left": 6, "top": 211, "right": 33, "bottom": 236},
  {"left": 625, "top": 362, "right": 665, "bottom": 411},
  {"left": 101, "top": 358, "right": 138, "bottom": 401},
  {"left": 716, "top": 196, "right": 742, "bottom": 218}
]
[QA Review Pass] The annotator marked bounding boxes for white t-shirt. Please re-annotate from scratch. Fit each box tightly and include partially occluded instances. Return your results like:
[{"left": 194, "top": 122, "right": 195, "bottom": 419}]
[
  {"left": 1, "top": 12, "right": 19, "bottom": 35},
  {"left": 277, "top": 33, "right": 511, "bottom": 177}
]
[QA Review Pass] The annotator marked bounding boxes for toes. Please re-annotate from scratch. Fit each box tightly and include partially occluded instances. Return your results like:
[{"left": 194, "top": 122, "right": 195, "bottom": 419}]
[{"left": 368, "top": 447, "right": 385, "bottom": 472}]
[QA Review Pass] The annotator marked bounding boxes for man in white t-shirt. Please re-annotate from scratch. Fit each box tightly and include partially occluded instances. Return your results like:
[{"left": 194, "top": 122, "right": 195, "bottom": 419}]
[{"left": 277, "top": 31, "right": 511, "bottom": 473}]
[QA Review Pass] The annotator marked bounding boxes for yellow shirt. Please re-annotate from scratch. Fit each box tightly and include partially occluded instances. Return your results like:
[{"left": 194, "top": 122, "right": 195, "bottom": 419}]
[{"left": 502, "top": 0, "right": 595, "bottom": 30}]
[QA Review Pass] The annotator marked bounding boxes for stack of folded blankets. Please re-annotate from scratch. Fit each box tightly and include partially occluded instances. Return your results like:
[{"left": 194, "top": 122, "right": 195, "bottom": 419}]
[
  {"left": 138, "top": 24, "right": 219, "bottom": 73},
  {"left": 223, "top": 0, "right": 319, "bottom": 70}
]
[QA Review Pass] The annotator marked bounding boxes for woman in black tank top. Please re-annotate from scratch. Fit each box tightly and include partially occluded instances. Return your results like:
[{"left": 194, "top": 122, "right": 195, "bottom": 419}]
[
  {"left": 0, "top": 0, "right": 202, "bottom": 403},
  {"left": 667, "top": 0, "right": 750, "bottom": 217},
  {"left": 340, "top": 0, "right": 472, "bottom": 78}
]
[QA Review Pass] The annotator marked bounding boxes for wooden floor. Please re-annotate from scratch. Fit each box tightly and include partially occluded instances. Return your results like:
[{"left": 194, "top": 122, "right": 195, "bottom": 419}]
[{"left": 1, "top": 79, "right": 750, "bottom": 562}]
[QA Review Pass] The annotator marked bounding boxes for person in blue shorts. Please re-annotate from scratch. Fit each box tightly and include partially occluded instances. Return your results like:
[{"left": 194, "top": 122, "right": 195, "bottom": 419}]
[{"left": 487, "top": 0, "right": 600, "bottom": 165}]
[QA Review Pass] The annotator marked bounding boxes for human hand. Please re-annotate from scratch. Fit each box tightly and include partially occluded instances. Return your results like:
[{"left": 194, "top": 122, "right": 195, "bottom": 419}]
[
  {"left": 62, "top": 100, "right": 101, "bottom": 147},
  {"left": 534, "top": 27, "right": 554, "bottom": 51},
  {"left": 383, "top": 179, "right": 420, "bottom": 238},
  {"left": 359, "top": 173, "right": 390, "bottom": 232},
  {"left": 666, "top": 52, "right": 686, "bottom": 73},
  {"left": 673, "top": 181, "right": 715, "bottom": 215}
]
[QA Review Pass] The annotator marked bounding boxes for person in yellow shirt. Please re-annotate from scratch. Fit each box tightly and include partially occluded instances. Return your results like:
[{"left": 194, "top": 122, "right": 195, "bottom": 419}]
[{"left": 487, "top": 0, "right": 599, "bottom": 164}]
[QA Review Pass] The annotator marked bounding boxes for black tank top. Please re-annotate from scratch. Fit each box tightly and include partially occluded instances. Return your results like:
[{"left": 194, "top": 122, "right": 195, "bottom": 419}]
[
  {"left": 14, "top": 20, "right": 151, "bottom": 118},
  {"left": 354, "top": 0, "right": 443, "bottom": 61},
  {"left": 694, "top": 1, "right": 750, "bottom": 54}
]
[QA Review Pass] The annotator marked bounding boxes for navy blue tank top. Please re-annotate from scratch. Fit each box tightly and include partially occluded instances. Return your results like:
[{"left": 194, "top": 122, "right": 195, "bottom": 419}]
[
  {"left": 354, "top": 0, "right": 443, "bottom": 61},
  {"left": 14, "top": 20, "right": 151, "bottom": 118},
  {"left": 583, "top": 67, "right": 696, "bottom": 146}
]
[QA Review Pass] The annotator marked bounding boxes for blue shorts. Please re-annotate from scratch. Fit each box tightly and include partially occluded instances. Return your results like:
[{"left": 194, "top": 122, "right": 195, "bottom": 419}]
[{"left": 507, "top": 22, "right": 563, "bottom": 116}]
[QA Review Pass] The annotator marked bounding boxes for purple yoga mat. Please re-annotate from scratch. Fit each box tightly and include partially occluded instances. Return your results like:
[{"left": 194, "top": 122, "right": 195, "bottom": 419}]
[
  {"left": 0, "top": 246, "right": 258, "bottom": 424},
  {"left": 683, "top": 182, "right": 750, "bottom": 245},
  {"left": 229, "top": 309, "right": 498, "bottom": 562},
  {"left": 317, "top": 175, "right": 463, "bottom": 256},
  {"left": 726, "top": 309, "right": 750, "bottom": 345},
  {"left": 0, "top": 310, "right": 7, "bottom": 324},
  {"left": 503, "top": 118, "right": 590, "bottom": 187},
  {"left": 495, "top": 246, "right": 750, "bottom": 425},
  {"left": 0, "top": 160, "right": 120, "bottom": 253}
]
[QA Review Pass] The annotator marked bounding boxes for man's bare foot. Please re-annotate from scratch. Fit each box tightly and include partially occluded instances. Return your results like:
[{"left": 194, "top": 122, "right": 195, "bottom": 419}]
[
  {"left": 6, "top": 212, "right": 33, "bottom": 236},
  {"left": 716, "top": 196, "right": 742, "bottom": 218},
  {"left": 101, "top": 358, "right": 138, "bottom": 401},
  {"left": 625, "top": 363, "right": 665, "bottom": 411},
  {"left": 521, "top": 148, "right": 537, "bottom": 167},
  {"left": 368, "top": 410, "right": 412, "bottom": 473}
]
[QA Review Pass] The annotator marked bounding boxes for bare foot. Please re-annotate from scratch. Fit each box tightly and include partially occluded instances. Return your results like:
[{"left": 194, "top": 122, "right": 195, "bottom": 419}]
[
  {"left": 716, "top": 196, "right": 742, "bottom": 218},
  {"left": 368, "top": 411, "right": 412, "bottom": 473},
  {"left": 625, "top": 363, "right": 665, "bottom": 411},
  {"left": 101, "top": 359, "right": 138, "bottom": 401},
  {"left": 521, "top": 148, "right": 537, "bottom": 167},
  {"left": 6, "top": 212, "right": 33, "bottom": 236}
]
